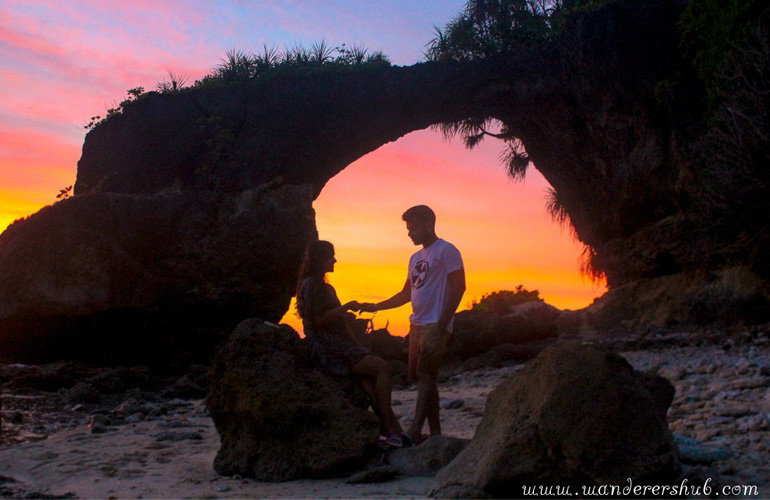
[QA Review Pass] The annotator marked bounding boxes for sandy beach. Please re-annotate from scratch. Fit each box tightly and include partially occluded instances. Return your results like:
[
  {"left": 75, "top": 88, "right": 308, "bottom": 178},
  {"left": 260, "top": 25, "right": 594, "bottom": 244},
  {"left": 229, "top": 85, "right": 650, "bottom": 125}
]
[{"left": 1, "top": 337, "right": 769, "bottom": 499}]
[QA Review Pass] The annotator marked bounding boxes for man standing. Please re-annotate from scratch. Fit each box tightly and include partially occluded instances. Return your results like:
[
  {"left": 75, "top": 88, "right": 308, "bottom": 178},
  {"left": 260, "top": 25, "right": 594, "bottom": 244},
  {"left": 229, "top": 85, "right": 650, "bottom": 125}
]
[{"left": 360, "top": 205, "right": 465, "bottom": 445}]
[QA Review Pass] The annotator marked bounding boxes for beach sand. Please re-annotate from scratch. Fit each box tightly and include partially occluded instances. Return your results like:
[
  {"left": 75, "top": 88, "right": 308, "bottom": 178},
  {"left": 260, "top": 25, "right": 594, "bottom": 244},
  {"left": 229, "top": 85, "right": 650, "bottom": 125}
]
[
  {"left": 0, "top": 366, "right": 521, "bottom": 499},
  {"left": 1, "top": 342, "right": 768, "bottom": 499}
]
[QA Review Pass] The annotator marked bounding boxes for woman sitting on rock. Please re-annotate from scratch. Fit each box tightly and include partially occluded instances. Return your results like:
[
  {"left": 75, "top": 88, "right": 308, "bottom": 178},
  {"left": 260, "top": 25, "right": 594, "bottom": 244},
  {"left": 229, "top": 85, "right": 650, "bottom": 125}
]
[{"left": 296, "top": 239, "right": 409, "bottom": 447}]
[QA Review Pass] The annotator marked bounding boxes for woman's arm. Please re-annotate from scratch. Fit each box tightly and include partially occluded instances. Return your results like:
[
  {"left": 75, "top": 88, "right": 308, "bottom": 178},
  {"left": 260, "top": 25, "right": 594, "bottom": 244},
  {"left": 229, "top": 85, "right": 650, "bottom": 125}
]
[{"left": 313, "top": 300, "right": 360, "bottom": 327}]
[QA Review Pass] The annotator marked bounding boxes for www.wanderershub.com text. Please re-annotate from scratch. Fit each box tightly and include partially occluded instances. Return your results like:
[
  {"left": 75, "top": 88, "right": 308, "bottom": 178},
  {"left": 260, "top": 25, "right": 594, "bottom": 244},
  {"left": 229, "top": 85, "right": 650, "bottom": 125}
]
[{"left": 521, "top": 478, "right": 760, "bottom": 498}]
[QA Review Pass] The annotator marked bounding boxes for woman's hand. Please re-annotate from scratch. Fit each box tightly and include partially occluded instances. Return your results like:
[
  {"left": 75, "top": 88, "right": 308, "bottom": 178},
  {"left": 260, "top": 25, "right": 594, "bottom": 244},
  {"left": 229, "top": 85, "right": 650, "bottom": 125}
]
[{"left": 342, "top": 300, "right": 361, "bottom": 312}]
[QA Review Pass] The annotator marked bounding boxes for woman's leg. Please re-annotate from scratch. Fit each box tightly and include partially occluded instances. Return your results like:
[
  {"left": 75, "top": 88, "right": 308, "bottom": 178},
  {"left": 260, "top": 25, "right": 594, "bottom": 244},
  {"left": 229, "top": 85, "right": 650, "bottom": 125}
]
[
  {"left": 350, "top": 355, "right": 403, "bottom": 435},
  {"left": 357, "top": 376, "right": 387, "bottom": 435}
]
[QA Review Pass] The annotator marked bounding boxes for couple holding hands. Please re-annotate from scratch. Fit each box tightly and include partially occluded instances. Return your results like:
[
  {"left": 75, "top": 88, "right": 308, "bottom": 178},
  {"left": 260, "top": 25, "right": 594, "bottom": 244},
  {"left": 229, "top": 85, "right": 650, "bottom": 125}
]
[{"left": 295, "top": 205, "right": 465, "bottom": 448}]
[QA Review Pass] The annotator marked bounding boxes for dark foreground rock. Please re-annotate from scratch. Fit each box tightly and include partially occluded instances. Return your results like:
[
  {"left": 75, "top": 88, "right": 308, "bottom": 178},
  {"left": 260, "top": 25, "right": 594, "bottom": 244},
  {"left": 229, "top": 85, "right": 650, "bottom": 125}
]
[
  {"left": 433, "top": 342, "right": 679, "bottom": 498},
  {"left": 0, "top": 184, "right": 315, "bottom": 365},
  {"left": 206, "top": 319, "right": 381, "bottom": 481},
  {"left": 387, "top": 435, "right": 469, "bottom": 477}
]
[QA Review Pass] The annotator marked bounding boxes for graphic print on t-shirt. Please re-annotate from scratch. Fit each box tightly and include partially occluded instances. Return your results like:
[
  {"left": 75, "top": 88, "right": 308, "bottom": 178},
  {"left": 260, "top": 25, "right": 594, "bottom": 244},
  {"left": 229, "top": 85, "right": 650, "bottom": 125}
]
[{"left": 411, "top": 259, "right": 429, "bottom": 289}]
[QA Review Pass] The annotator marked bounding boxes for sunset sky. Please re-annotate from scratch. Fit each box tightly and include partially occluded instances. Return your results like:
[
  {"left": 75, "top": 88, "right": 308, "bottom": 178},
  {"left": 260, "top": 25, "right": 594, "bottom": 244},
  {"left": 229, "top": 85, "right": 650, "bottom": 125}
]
[{"left": 1, "top": 0, "right": 606, "bottom": 337}]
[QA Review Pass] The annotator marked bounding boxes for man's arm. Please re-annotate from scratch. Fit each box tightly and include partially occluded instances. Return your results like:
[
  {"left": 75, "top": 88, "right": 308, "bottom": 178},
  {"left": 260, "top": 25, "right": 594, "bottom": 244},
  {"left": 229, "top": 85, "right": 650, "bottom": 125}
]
[
  {"left": 437, "top": 268, "right": 466, "bottom": 332},
  {"left": 360, "top": 279, "right": 411, "bottom": 312}
]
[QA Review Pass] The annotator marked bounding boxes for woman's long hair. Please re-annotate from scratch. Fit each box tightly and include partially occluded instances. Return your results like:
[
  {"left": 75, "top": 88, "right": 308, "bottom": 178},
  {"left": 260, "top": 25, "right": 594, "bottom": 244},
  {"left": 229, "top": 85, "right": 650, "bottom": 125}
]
[{"left": 295, "top": 240, "right": 334, "bottom": 318}]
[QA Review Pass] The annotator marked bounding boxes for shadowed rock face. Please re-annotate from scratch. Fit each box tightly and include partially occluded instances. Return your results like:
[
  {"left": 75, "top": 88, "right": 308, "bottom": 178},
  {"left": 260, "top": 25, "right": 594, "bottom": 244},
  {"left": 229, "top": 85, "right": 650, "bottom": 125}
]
[
  {"left": 207, "top": 320, "right": 380, "bottom": 481},
  {"left": 74, "top": 61, "right": 504, "bottom": 199},
  {"left": 433, "top": 343, "right": 679, "bottom": 498},
  {"left": 0, "top": 185, "right": 315, "bottom": 364}
]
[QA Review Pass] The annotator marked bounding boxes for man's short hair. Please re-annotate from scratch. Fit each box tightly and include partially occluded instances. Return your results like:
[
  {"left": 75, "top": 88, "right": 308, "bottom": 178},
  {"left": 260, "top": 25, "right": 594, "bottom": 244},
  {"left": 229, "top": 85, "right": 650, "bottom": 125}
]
[{"left": 402, "top": 205, "right": 436, "bottom": 226}]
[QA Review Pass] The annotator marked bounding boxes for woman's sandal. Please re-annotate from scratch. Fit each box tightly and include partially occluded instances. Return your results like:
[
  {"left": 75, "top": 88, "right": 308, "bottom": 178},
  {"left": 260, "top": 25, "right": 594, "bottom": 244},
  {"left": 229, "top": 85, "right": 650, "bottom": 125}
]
[{"left": 384, "top": 433, "right": 412, "bottom": 448}]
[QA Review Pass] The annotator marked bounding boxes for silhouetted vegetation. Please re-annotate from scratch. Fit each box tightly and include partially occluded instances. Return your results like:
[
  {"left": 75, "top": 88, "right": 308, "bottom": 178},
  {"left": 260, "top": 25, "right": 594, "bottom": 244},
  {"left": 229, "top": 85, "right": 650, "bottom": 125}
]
[
  {"left": 469, "top": 285, "right": 542, "bottom": 314},
  {"left": 680, "top": 0, "right": 770, "bottom": 111},
  {"left": 84, "top": 87, "right": 147, "bottom": 129},
  {"left": 156, "top": 71, "right": 188, "bottom": 94},
  {"left": 674, "top": 1, "right": 770, "bottom": 272},
  {"left": 86, "top": 43, "right": 390, "bottom": 129},
  {"left": 428, "top": 0, "right": 612, "bottom": 280},
  {"left": 424, "top": 0, "right": 611, "bottom": 62},
  {"left": 426, "top": 0, "right": 770, "bottom": 282},
  {"left": 195, "top": 43, "right": 389, "bottom": 88},
  {"left": 56, "top": 185, "right": 72, "bottom": 200},
  {"left": 691, "top": 28, "right": 770, "bottom": 260}
]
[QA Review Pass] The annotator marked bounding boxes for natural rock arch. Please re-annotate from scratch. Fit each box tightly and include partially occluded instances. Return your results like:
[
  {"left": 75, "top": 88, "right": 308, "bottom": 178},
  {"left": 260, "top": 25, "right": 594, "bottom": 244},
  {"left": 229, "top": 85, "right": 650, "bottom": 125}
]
[
  {"left": 74, "top": 0, "right": 696, "bottom": 288},
  {"left": 0, "top": 0, "right": 767, "bottom": 363}
]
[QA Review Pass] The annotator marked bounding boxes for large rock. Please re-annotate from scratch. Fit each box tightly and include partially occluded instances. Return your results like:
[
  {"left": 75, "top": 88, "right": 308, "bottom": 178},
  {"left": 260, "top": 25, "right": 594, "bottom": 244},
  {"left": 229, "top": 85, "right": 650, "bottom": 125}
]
[
  {"left": 387, "top": 436, "right": 469, "bottom": 477},
  {"left": 0, "top": 184, "right": 315, "bottom": 364},
  {"left": 583, "top": 267, "right": 770, "bottom": 332},
  {"left": 449, "top": 301, "right": 560, "bottom": 363},
  {"left": 433, "top": 342, "right": 679, "bottom": 498},
  {"left": 206, "top": 319, "right": 381, "bottom": 481}
]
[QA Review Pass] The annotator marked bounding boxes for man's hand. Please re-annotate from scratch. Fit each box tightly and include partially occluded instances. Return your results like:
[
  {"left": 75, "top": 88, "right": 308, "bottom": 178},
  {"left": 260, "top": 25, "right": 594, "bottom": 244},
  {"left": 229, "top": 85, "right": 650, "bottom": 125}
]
[{"left": 358, "top": 302, "right": 378, "bottom": 313}]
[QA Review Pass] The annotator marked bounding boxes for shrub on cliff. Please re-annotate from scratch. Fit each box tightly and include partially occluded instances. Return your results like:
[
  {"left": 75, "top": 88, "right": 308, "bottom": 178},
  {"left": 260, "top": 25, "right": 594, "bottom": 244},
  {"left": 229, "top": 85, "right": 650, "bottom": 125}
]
[
  {"left": 469, "top": 285, "right": 542, "bottom": 315},
  {"left": 86, "top": 42, "right": 390, "bottom": 130},
  {"left": 195, "top": 42, "right": 390, "bottom": 88},
  {"left": 680, "top": 0, "right": 770, "bottom": 109}
]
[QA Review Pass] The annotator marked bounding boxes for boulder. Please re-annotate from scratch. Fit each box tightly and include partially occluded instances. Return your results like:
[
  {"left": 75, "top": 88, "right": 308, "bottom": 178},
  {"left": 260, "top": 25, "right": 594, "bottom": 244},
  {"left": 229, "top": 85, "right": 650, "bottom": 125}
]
[
  {"left": 0, "top": 184, "right": 315, "bottom": 364},
  {"left": 583, "top": 267, "right": 770, "bottom": 332},
  {"left": 162, "top": 364, "right": 209, "bottom": 400},
  {"left": 364, "top": 328, "right": 408, "bottom": 363},
  {"left": 449, "top": 301, "right": 561, "bottom": 363},
  {"left": 387, "top": 435, "right": 469, "bottom": 477},
  {"left": 206, "top": 319, "right": 381, "bottom": 481},
  {"left": 433, "top": 342, "right": 679, "bottom": 498},
  {"left": 458, "top": 341, "right": 553, "bottom": 373}
]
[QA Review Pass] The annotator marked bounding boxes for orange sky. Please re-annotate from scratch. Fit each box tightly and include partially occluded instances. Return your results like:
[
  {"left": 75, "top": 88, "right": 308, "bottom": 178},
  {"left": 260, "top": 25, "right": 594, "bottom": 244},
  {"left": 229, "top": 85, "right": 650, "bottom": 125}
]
[{"left": 280, "top": 129, "right": 606, "bottom": 336}]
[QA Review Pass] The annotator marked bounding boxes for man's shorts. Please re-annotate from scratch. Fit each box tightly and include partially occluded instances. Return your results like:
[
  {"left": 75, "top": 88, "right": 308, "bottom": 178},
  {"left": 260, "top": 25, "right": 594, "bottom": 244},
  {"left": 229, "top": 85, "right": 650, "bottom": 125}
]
[{"left": 408, "top": 323, "right": 451, "bottom": 380}]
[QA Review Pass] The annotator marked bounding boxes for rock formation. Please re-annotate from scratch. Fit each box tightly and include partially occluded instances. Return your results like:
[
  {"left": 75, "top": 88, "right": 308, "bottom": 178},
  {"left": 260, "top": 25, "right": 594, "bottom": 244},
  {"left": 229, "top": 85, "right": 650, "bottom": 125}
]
[
  {"left": 0, "top": 185, "right": 315, "bottom": 363},
  {"left": 433, "top": 342, "right": 679, "bottom": 498},
  {"left": 206, "top": 319, "right": 380, "bottom": 481},
  {"left": 0, "top": 0, "right": 768, "bottom": 362},
  {"left": 386, "top": 436, "right": 469, "bottom": 477},
  {"left": 449, "top": 301, "right": 560, "bottom": 363}
]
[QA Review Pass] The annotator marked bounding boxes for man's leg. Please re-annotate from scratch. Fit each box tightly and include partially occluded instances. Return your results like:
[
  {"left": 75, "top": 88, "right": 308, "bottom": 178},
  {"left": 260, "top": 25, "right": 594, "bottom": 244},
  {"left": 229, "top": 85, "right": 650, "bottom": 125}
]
[
  {"left": 407, "top": 374, "right": 437, "bottom": 443},
  {"left": 426, "top": 379, "right": 440, "bottom": 435},
  {"left": 407, "top": 324, "right": 449, "bottom": 443},
  {"left": 407, "top": 325, "right": 426, "bottom": 444}
]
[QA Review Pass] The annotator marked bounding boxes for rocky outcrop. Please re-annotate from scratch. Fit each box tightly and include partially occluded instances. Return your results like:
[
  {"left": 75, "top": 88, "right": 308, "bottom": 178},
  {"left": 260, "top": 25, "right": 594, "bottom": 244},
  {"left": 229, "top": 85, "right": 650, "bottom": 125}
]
[
  {"left": 72, "top": 0, "right": 769, "bottom": 327},
  {"left": 74, "top": 62, "right": 503, "bottom": 199},
  {"left": 449, "top": 301, "right": 560, "bottom": 364},
  {"left": 0, "top": 184, "right": 315, "bottom": 364},
  {"left": 1, "top": 0, "right": 767, "bottom": 363},
  {"left": 565, "top": 267, "right": 770, "bottom": 336},
  {"left": 433, "top": 342, "right": 679, "bottom": 498},
  {"left": 206, "top": 319, "right": 380, "bottom": 481},
  {"left": 69, "top": 1, "right": 721, "bottom": 296},
  {"left": 386, "top": 436, "right": 468, "bottom": 477}
]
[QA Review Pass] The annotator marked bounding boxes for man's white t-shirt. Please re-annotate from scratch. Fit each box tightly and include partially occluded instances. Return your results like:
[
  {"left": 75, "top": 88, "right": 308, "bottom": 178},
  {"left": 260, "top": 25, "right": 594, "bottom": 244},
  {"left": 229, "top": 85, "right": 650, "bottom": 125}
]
[{"left": 408, "top": 238, "right": 464, "bottom": 330}]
